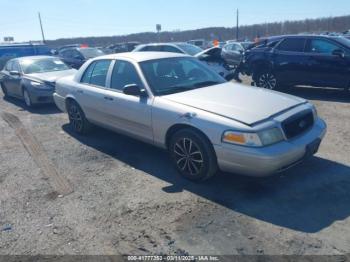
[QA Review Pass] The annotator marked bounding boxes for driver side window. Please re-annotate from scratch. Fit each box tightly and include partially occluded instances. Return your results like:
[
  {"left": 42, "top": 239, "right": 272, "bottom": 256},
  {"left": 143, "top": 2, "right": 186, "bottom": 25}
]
[{"left": 110, "top": 60, "right": 143, "bottom": 91}]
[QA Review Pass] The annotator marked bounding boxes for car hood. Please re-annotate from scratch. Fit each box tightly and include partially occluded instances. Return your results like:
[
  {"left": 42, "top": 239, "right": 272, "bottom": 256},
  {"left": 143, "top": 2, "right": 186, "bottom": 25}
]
[
  {"left": 27, "top": 69, "right": 77, "bottom": 83},
  {"left": 162, "top": 82, "right": 306, "bottom": 126}
]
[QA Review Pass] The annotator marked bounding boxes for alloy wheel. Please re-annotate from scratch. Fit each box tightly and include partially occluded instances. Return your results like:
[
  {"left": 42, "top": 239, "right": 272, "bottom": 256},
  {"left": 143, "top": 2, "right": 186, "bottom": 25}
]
[
  {"left": 68, "top": 104, "right": 83, "bottom": 132},
  {"left": 258, "top": 72, "right": 277, "bottom": 90},
  {"left": 173, "top": 138, "right": 204, "bottom": 176}
]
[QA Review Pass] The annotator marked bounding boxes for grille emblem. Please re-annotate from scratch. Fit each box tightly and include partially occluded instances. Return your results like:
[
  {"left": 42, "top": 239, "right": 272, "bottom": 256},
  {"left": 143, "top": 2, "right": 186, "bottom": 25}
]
[{"left": 299, "top": 120, "right": 307, "bottom": 129}]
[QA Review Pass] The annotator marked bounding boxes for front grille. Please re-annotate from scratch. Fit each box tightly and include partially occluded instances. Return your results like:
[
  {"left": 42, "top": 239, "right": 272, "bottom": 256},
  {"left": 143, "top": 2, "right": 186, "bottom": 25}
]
[{"left": 282, "top": 111, "right": 314, "bottom": 139}]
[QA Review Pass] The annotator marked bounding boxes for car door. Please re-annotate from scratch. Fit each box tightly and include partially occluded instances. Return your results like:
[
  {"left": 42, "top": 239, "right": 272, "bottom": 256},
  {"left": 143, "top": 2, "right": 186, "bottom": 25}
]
[
  {"left": 272, "top": 37, "right": 309, "bottom": 85},
  {"left": 101, "top": 59, "right": 153, "bottom": 142},
  {"left": 75, "top": 59, "right": 114, "bottom": 123},
  {"left": 2, "top": 60, "right": 23, "bottom": 97},
  {"left": 1, "top": 61, "right": 14, "bottom": 95},
  {"left": 9, "top": 61, "right": 23, "bottom": 96},
  {"left": 223, "top": 43, "right": 243, "bottom": 66},
  {"left": 304, "top": 38, "right": 349, "bottom": 88}
]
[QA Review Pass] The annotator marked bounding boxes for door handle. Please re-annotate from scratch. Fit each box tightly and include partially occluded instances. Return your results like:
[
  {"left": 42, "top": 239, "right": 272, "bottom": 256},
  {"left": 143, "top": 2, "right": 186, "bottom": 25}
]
[{"left": 103, "top": 96, "right": 114, "bottom": 101}]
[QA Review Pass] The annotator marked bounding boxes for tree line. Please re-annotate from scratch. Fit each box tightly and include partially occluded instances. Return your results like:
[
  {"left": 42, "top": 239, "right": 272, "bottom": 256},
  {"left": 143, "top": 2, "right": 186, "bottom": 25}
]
[{"left": 46, "top": 15, "right": 350, "bottom": 47}]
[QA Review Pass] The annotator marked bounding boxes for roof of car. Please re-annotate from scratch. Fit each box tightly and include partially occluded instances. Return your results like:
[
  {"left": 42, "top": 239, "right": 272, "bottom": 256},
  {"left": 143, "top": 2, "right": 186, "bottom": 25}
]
[{"left": 96, "top": 51, "right": 189, "bottom": 62}]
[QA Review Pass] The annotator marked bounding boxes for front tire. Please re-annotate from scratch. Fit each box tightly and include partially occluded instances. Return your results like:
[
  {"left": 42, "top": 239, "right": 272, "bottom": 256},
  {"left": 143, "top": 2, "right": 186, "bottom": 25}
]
[
  {"left": 23, "top": 88, "right": 33, "bottom": 108},
  {"left": 255, "top": 70, "right": 279, "bottom": 90},
  {"left": 169, "top": 128, "right": 218, "bottom": 181},
  {"left": 67, "top": 100, "right": 91, "bottom": 135}
]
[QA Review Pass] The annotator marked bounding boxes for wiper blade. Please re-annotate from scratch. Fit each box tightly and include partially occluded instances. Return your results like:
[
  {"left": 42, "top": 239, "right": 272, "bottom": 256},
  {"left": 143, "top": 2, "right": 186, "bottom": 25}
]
[{"left": 193, "top": 81, "right": 222, "bottom": 87}]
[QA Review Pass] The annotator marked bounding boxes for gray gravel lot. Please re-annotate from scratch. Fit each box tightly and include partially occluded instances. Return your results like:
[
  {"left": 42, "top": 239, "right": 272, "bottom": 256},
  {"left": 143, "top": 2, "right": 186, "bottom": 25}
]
[{"left": 0, "top": 78, "right": 350, "bottom": 256}]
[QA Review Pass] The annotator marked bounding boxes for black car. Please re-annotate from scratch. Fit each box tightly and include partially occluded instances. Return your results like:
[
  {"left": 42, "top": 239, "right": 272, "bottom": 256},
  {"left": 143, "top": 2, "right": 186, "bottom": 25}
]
[
  {"left": 243, "top": 35, "right": 350, "bottom": 91},
  {"left": 58, "top": 47, "right": 104, "bottom": 69},
  {"left": 0, "top": 56, "right": 76, "bottom": 107}
]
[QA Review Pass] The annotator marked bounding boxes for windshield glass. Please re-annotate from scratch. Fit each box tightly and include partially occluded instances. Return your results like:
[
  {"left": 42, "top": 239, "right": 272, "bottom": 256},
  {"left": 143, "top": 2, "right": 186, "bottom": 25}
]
[
  {"left": 20, "top": 58, "right": 70, "bottom": 74},
  {"left": 140, "top": 57, "right": 226, "bottom": 96},
  {"left": 176, "top": 44, "right": 203, "bottom": 56},
  {"left": 79, "top": 48, "right": 105, "bottom": 59}
]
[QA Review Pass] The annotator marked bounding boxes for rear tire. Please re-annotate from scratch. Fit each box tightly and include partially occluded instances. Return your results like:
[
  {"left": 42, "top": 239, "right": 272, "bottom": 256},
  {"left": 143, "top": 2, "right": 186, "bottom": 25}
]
[
  {"left": 67, "top": 100, "right": 91, "bottom": 135},
  {"left": 255, "top": 70, "right": 279, "bottom": 90},
  {"left": 169, "top": 128, "right": 218, "bottom": 181}
]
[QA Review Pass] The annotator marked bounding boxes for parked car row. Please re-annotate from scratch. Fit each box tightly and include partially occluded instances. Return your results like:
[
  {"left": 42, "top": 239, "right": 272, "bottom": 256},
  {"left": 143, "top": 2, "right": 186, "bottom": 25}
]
[
  {"left": 0, "top": 38, "right": 333, "bottom": 182},
  {"left": 51, "top": 52, "right": 327, "bottom": 181}
]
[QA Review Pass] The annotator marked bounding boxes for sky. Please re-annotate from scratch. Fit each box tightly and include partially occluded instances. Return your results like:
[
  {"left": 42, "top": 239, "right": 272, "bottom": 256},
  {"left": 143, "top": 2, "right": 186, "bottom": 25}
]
[{"left": 0, "top": 0, "right": 350, "bottom": 42}]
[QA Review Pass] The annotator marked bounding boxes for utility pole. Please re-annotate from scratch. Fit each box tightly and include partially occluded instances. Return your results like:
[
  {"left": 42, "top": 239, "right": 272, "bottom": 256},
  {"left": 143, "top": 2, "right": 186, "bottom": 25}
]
[
  {"left": 38, "top": 12, "right": 46, "bottom": 43},
  {"left": 236, "top": 9, "right": 239, "bottom": 41}
]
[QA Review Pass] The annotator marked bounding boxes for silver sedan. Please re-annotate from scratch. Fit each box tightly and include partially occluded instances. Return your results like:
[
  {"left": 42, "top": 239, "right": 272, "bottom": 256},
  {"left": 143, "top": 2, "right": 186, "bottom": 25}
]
[{"left": 53, "top": 52, "right": 327, "bottom": 181}]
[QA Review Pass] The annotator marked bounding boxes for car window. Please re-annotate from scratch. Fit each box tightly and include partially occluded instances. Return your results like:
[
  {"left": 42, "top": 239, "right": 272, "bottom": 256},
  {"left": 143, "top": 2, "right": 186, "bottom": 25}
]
[
  {"left": 162, "top": 45, "right": 183, "bottom": 53},
  {"left": 276, "top": 38, "right": 306, "bottom": 52},
  {"left": 5, "top": 61, "right": 13, "bottom": 71},
  {"left": 143, "top": 45, "right": 162, "bottom": 52},
  {"left": 12, "top": 61, "right": 21, "bottom": 72},
  {"left": 308, "top": 39, "right": 340, "bottom": 55},
  {"left": 110, "top": 60, "right": 143, "bottom": 91},
  {"left": 81, "top": 60, "right": 111, "bottom": 87}
]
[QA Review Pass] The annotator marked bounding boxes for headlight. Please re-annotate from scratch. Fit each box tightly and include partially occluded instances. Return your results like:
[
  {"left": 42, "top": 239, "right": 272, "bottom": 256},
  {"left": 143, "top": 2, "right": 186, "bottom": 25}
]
[
  {"left": 30, "top": 81, "right": 49, "bottom": 89},
  {"left": 223, "top": 128, "right": 284, "bottom": 147},
  {"left": 258, "top": 128, "right": 284, "bottom": 146},
  {"left": 222, "top": 131, "right": 262, "bottom": 147}
]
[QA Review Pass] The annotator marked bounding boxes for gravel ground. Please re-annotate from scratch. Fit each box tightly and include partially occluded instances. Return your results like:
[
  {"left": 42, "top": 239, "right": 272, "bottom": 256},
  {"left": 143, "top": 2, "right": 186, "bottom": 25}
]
[{"left": 0, "top": 77, "right": 350, "bottom": 256}]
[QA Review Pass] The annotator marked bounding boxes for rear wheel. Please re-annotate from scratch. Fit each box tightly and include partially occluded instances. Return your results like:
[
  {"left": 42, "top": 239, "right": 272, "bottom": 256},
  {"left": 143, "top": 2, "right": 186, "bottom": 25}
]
[
  {"left": 169, "top": 128, "right": 218, "bottom": 181},
  {"left": 67, "top": 100, "right": 91, "bottom": 135},
  {"left": 255, "top": 70, "right": 279, "bottom": 90}
]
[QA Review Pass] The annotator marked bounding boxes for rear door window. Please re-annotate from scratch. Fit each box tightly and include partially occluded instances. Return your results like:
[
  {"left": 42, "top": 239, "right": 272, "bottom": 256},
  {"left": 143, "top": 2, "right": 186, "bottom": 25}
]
[
  {"left": 276, "top": 38, "right": 306, "bottom": 52},
  {"left": 81, "top": 60, "right": 112, "bottom": 87},
  {"left": 162, "top": 45, "right": 183, "bottom": 53}
]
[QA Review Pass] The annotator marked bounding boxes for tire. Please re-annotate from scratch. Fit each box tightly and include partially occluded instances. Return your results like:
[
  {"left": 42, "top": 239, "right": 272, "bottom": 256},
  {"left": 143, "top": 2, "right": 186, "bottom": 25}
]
[
  {"left": 23, "top": 88, "right": 33, "bottom": 108},
  {"left": 255, "top": 70, "right": 279, "bottom": 90},
  {"left": 67, "top": 100, "right": 91, "bottom": 135},
  {"left": 169, "top": 128, "right": 218, "bottom": 181},
  {"left": 1, "top": 83, "right": 8, "bottom": 98}
]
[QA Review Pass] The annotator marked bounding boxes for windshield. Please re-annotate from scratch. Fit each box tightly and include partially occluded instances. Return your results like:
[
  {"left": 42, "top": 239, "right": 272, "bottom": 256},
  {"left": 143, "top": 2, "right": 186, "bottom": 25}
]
[
  {"left": 20, "top": 58, "right": 70, "bottom": 74},
  {"left": 79, "top": 48, "right": 105, "bottom": 59},
  {"left": 176, "top": 44, "right": 203, "bottom": 56},
  {"left": 140, "top": 57, "right": 226, "bottom": 96}
]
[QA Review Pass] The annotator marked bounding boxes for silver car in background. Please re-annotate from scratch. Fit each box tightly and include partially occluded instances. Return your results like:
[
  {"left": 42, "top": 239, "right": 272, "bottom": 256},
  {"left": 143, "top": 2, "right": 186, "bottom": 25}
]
[{"left": 54, "top": 52, "right": 327, "bottom": 181}]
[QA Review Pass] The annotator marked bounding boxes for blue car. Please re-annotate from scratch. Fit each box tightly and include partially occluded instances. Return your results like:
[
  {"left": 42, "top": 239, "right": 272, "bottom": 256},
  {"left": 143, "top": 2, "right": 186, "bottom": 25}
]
[{"left": 0, "top": 42, "right": 51, "bottom": 69}]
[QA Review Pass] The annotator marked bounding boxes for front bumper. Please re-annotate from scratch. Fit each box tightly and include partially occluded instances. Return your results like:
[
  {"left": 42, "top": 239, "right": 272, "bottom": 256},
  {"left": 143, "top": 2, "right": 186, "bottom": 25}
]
[
  {"left": 214, "top": 118, "right": 327, "bottom": 177},
  {"left": 53, "top": 93, "right": 66, "bottom": 112},
  {"left": 27, "top": 87, "right": 55, "bottom": 104}
]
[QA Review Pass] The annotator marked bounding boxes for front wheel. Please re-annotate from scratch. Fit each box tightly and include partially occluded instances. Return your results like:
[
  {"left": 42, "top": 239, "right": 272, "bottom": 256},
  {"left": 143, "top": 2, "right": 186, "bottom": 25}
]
[
  {"left": 255, "top": 70, "right": 279, "bottom": 90},
  {"left": 67, "top": 101, "right": 91, "bottom": 135},
  {"left": 23, "top": 88, "right": 33, "bottom": 108},
  {"left": 169, "top": 129, "right": 218, "bottom": 181}
]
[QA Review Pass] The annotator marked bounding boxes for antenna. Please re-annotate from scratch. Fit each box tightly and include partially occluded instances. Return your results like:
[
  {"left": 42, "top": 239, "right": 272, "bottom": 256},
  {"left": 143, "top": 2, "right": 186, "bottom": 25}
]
[
  {"left": 38, "top": 12, "right": 46, "bottom": 43},
  {"left": 236, "top": 9, "right": 239, "bottom": 41}
]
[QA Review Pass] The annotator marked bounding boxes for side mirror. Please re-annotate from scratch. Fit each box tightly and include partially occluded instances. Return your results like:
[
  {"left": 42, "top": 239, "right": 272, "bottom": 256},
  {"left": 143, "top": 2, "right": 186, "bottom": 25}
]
[
  {"left": 332, "top": 49, "right": 345, "bottom": 58},
  {"left": 123, "top": 84, "right": 147, "bottom": 97},
  {"left": 9, "top": 71, "right": 21, "bottom": 76}
]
